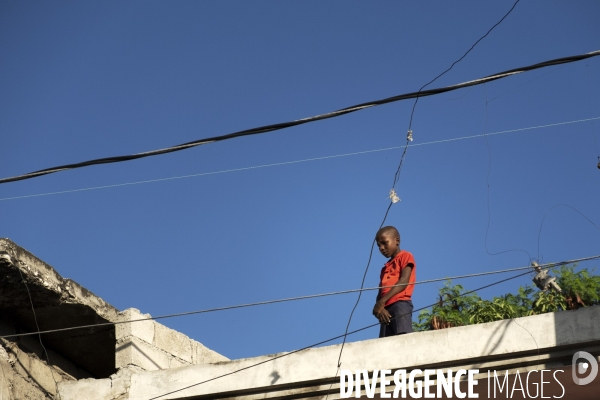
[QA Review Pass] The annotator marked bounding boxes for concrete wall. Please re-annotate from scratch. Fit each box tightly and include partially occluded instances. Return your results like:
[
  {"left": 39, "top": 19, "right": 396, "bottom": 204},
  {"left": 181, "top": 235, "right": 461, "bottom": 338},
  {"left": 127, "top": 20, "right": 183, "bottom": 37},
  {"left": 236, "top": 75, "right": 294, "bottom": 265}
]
[
  {"left": 115, "top": 308, "right": 228, "bottom": 371},
  {"left": 58, "top": 305, "right": 600, "bottom": 400},
  {"left": 0, "top": 336, "right": 81, "bottom": 400}
]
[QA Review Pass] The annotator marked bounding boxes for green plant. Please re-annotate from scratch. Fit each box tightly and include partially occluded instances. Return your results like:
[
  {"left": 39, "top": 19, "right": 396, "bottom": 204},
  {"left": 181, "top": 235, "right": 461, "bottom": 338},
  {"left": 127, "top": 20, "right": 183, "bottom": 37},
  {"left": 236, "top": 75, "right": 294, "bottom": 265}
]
[
  {"left": 413, "top": 281, "right": 481, "bottom": 331},
  {"left": 413, "top": 265, "right": 600, "bottom": 332},
  {"left": 554, "top": 265, "right": 600, "bottom": 309},
  {"left": 532, "top": 290, "right": 566, "bottom": 314}
]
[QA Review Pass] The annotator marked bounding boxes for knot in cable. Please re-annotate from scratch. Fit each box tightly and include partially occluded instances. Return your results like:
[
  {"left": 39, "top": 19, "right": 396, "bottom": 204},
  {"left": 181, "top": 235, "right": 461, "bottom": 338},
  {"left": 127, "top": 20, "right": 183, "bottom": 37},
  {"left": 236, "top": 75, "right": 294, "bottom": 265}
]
[{"left": 389, "top": 189, "right": 401, "bottom": 204}]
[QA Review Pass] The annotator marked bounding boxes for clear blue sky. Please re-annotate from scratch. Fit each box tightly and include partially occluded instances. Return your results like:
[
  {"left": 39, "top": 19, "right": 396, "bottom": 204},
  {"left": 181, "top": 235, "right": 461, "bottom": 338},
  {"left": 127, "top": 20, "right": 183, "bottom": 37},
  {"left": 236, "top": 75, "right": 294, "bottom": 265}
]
[{"left": 1, "top": 1, "right": 599, "bottom": 361}]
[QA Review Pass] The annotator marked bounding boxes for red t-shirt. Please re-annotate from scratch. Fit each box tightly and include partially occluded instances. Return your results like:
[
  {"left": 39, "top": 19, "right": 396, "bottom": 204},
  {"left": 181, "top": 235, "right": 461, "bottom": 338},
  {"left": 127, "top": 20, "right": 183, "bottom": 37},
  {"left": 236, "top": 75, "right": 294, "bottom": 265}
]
[{"left": 379, "top": 250, "right": 416, "bottom": 306}]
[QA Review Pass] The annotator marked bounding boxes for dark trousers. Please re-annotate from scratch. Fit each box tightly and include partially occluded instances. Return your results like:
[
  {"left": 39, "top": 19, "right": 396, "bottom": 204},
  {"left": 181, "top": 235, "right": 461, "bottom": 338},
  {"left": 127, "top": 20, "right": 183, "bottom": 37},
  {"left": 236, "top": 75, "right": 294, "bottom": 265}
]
[{"left": 379, "top": 300, "right": 413, "bottom": 338}]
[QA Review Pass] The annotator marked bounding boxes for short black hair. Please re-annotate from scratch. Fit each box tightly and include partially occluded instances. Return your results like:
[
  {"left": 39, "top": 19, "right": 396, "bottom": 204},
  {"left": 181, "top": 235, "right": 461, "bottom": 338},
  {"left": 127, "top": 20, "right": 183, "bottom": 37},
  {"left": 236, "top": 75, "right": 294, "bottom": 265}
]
[{"left": 376, "top": 226, "right": 400, "bottom": 240}]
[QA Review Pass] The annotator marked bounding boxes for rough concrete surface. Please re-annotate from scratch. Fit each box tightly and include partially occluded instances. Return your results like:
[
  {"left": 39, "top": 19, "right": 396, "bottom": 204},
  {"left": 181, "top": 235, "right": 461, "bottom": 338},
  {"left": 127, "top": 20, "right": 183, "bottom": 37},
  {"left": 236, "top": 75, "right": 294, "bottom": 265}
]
[
  {"left": 0, "top": 239, "right": 229, "bottom": 399},
  {"left": 58, "top": 305, "right": 600, "bottom": 399},
  {"left": 0, "top": 239, "right": 119, "bottom": 378},
  {"left": 115, "top": 308, "right": 228, "bottom": 372},
  {"left": 0, "top": 338, "right": 71, "bottom": 400}
]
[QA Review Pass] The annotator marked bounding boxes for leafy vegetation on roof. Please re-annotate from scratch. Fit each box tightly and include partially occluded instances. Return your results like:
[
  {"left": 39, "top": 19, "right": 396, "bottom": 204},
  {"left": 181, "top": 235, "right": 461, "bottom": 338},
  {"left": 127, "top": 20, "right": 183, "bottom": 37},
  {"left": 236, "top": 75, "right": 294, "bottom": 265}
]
[{"left": 413, "top": 265, "right": 600, "bottom": 331}]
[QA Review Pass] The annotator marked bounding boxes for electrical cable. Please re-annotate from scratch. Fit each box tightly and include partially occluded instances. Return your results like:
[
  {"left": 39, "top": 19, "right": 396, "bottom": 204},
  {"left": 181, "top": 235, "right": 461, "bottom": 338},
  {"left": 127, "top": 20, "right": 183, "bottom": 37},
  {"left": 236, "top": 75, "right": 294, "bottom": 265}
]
[
  {"left": 482, "top": 84, "right": 533, "bottom": 262},
  {"left": 394, "top": 0, "right": 520, "bottom": 189},
  {"left": 16, "top": 268, "right": 62, "bottom": 399},
  {"left": 1, "top": 255, "right": 597, "bottom": 341},
  {"left": 536, "top": 204, "right": 600, "bottom": 263},
  {"left": 331, "top": 4, "right": 522, "bottom": 397},
  {"left": 2, "top": 116, "right": 598, "bottom": 202},
  {"left": 331, "top": 202, "right": 391, "bottom": 383},
  {"left": 1, "top": 49, "right": 600, "bottom": 186},
  {"left": 486, "top": 63, "right": 568, "bottom": 104},
  {"left": 147, "top": 265, "right": 550, "bottom": 400},
  {"left": 446, "top": 87, "right": 473, "bottom": 101},
  {"left": 511, "top": 318, "right": 540, "bottom": 363},
  {"left": 584, "top": 64, "right": 600, "bottom": 161}
]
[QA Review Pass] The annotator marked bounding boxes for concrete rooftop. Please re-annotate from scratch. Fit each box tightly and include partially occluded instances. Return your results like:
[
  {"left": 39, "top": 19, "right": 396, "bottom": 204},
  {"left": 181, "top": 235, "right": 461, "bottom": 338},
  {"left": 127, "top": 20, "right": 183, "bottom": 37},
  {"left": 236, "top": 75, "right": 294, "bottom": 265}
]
[
  {"left": 60, "top": 294, "right": 600, "bottom": 399},
  {"left": 1, "top": 238, "right": 598, "bottom": 399}
]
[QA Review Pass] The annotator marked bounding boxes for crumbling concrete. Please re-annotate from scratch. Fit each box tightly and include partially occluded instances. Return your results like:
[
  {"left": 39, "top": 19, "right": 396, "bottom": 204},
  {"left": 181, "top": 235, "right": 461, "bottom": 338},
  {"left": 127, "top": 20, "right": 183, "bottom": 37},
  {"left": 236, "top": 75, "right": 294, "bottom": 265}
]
[
  {"left": 0, "top": 336, "right": 76, "bottom": 400},
  {"left": 0, "top": 239, "right": 228, "bottom": 399},
  {"left": 0, "top": 239, "right": 119, "bottom": 379}
]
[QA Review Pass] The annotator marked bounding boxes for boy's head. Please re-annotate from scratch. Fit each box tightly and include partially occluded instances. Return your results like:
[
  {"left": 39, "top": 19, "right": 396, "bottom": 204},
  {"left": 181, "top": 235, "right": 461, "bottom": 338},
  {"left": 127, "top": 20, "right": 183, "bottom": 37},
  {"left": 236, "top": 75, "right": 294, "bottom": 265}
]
[{"left": 375, "top": 226, "right": 400, "bottom": 259}]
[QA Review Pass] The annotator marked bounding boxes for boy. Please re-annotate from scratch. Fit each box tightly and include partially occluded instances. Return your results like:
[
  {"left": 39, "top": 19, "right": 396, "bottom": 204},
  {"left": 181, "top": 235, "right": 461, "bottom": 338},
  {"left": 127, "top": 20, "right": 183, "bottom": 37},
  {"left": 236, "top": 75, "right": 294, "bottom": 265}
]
[{"left": 372, "top": 226, "right": 416, "bottom": 337}]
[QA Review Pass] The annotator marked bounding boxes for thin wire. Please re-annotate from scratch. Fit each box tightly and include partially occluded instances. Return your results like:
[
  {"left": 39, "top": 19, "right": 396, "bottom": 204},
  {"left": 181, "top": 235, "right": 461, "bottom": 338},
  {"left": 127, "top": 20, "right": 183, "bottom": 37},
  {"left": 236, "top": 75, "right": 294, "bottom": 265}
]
[
  {"left": 411, "top": 116, "right": 600, "bottom": 147},
  {"left": 486, "top": 63, "right": 568, "bottom": 103},
  {"left": 392, "top": 141, "right": 410, "bottom": 189},
  {"left": 395, "top": 0, "right": 521, "bottom": 188},
  {"left": 446, "top": 87, "right": 473, "bottom": 101},
  {"left": 2, "top": 255, "right": 596, "bottom": 341},
  {"left": 16, "top": 268, "right": 61, "bottom": 399},
  {"left": 511, "top": 318, "right": 540, "bottom": 363},
  {"left": 325, "top": 202, "right": 392, "bottom": 396},
  {"left": 405, "top": 0, "right": 520, "bottom": 129},
  {"left": 2, "top": 47, "right": 599, "bottom": 186},
  {"left": 3, "top": 116, "right": 598, "bottom": 203},
  {"left": 537, "top": 204, "right": 600, "bottom": 262},
  {"left": 150, "top": 323, "right": 380, "bottom": 400},
  {"left": 585, "top": 64, "right": 600, "bottom": 159},
  {"left": 334, "top": 3, "right": 520, "bottom": 394},
  {"left": 148, "top": 266, "right": 542, "bottom": 400},
  {"left": 482, "top": 84, "right": 533, "bottom": 262}
]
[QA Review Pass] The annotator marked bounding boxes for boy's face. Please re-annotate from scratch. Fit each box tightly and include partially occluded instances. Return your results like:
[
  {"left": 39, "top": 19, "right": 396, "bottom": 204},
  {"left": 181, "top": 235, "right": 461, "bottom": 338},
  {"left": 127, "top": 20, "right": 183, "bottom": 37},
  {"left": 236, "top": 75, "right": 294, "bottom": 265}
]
[{"left": 376, "top": 231, "right": 400, "bottom": 258}]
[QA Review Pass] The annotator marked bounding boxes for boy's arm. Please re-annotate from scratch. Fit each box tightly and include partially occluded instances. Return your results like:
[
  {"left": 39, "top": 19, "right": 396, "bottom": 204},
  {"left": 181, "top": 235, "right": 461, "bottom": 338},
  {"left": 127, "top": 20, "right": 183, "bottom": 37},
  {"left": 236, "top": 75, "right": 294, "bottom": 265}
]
[{"left": 372, "top": 265, "right": 413, "bottom": 323}]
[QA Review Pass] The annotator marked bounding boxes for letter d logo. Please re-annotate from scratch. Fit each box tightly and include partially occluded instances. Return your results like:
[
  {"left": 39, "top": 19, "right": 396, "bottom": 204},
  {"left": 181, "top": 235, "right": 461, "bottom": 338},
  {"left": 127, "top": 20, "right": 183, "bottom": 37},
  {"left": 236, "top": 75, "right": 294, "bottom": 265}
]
[{"left": 572, "top": 351, "right": 598, "bottom": 385}]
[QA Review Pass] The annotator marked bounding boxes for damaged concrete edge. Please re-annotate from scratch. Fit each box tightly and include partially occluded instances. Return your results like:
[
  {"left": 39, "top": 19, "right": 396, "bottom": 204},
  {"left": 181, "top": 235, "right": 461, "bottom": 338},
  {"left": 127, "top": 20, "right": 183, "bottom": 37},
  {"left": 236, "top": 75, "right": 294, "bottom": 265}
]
[
  {"left": 1, "top": 236, "right": 230, "bottom": 400},
  {"left": 57, "top": 366, "right": 143, "bottom": 400},
  {"left": 0, "top": 238, "right": 120, "bottom": 322},
  {"left": 1, "top": 238, "right": 228, "bottom": 373}
]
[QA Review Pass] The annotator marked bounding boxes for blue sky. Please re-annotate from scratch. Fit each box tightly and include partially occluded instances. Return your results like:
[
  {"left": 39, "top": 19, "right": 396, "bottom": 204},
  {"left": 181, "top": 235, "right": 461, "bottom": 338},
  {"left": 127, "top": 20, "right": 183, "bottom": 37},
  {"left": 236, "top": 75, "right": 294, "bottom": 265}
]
[{"left": 1, "top": 1, "right": 599, "bottom": 361}]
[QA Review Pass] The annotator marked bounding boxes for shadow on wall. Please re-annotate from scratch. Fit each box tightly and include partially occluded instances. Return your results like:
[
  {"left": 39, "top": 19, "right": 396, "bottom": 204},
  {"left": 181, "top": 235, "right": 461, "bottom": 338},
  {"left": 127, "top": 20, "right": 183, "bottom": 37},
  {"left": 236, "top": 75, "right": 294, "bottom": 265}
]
[
  {"left": 270, "top": 370, "right": 281, "bottom": 385},
  {"left": 116, "top": 341, "right": 164, "bottom": 371},
  {"left": 479, "top": 318, "right": 540, "bottom": 361}
]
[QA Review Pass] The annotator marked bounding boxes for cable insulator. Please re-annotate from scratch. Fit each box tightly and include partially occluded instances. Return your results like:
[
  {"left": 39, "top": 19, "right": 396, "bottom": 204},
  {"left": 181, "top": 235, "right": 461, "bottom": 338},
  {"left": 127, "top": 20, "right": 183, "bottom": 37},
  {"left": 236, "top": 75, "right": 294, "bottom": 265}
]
[{"left": 531, "top": 261, "right": 562, "bottom": 292}]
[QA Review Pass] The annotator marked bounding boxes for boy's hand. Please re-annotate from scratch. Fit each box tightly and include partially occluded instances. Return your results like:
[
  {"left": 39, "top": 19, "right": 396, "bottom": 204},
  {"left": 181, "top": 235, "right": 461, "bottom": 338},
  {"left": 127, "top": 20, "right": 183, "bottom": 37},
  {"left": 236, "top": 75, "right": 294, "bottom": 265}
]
[{"left": 373, "top": 300, "right": 392, "bottom": 324}]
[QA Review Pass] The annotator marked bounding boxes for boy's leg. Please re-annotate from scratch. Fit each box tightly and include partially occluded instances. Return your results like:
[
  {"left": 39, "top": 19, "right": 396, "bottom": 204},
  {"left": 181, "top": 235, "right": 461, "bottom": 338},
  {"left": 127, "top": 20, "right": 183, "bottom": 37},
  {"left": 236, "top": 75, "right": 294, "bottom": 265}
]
[
  {"left": 386, "top": 300, "right": 414, "bottom": 336},
  {"left": 379, "top": 320, "right": 392, "bottom": 338}
]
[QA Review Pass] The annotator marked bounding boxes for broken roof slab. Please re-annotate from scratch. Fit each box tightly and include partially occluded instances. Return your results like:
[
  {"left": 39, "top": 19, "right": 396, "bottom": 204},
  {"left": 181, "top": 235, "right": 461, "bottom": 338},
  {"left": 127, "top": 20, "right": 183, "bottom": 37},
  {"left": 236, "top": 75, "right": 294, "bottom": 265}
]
[{"left": 1, "top": 238, "right": 119, "bottom": 378}]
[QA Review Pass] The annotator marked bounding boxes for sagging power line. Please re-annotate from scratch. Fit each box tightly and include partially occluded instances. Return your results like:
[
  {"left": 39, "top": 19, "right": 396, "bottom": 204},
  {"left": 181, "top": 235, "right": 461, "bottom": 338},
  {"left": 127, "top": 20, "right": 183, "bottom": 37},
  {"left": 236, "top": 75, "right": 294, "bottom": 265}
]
[
  {"left": 147, "top": 261, "right": 570, "bottom": 400},
  {"left": 1, "top": 49, "right": 599, "bottom": 186},
  {"left": 2, "top": 116, "right": 597, "bottom": 202},
  {"left": 1, "top": 255, "right": 597, "bottom": 341}
]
